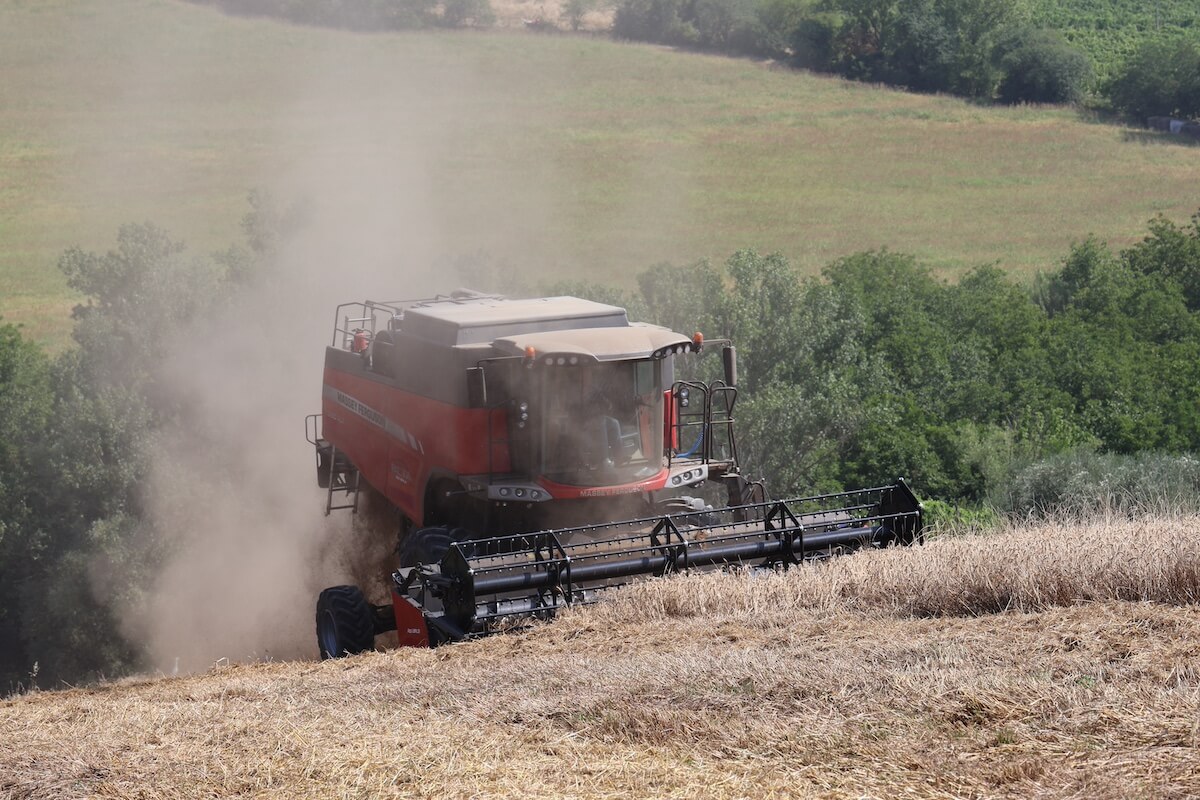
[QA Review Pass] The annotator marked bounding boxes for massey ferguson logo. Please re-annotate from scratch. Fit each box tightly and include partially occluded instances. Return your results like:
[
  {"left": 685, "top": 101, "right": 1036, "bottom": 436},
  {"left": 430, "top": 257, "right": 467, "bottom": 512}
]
[
  {"left": 578, "top": 485, "right": 646, "bottom": 497},
  {"left": 325, "top": 385, "right": 424, "bottom": 454},
  {"left": 336, "top": 391, "right": 386, "bottom": 429}
]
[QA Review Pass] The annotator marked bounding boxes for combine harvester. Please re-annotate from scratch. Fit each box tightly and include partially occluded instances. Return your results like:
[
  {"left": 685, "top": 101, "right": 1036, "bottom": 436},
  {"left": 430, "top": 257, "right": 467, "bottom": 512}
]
[{"left": 306, "top": 290, "right": 922, "bottom": 657}]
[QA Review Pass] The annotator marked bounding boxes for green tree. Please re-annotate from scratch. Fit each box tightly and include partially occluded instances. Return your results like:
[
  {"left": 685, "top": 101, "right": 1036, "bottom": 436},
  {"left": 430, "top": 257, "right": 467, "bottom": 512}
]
[
  {"left": 636, "top": 259, "right": 729, "bottom": 352},
  {"left": 58, "top": 223, "right": 218, "bottom": 398},
  {"left": 562, "top": 0, "right": 598, "bottom": 30},
  {"left": 1108, "top": 34, "right": 1200, "bottom": 121},
  {"left": 935, "top": 0, "right": 1029, "bottom": 98},
  {"left": 884, "top": 1, "right": 956, "bottom": 91},
  {"left": 806, "top": 0, "right": 1028, "bottom": 96},
  {"left": 939, "top": 264, "right": 1053, "bottom": 421},
  {"left": 0, "top": 322, "right": 52, "bottom": 689},
  {"left": 1, "top": 221, "right": 236, "bottom": 688},
  {"left": 756, "top": 0, "right": 821, "bottom": 59},
  {"left": 1038, "top": 235, "right": 1200, "bottom": 453},
  {"left": 737, "top": 376, "right": 861, "bottom": 495},
  {"left": 690, "top": 0, "right": 766, "bottom": 52},
  {"left": 442, "top": 0, "right": 495, "bottom": 27},
  {"left": 821, "top": 250, "right": 955, "bottom": 413},
  {"left": 1123, "top": 213, "right": 1200, "bottom": 312},
  {"left": 613, "top": 0, "right": 696, "bottom": 44},
  {"left": 996, "top": 28, "right": 1094, "bottom": 104}
]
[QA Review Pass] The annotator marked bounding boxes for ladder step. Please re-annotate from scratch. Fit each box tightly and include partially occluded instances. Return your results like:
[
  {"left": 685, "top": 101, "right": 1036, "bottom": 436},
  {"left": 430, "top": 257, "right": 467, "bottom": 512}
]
[{"left": 324, "top": 445, "right": 361, "bottom": 516}]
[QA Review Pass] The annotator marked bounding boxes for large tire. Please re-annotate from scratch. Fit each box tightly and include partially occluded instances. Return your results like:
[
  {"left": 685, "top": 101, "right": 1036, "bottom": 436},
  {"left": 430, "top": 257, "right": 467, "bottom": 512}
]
[
  {"left": 397, "top": 526, "right": 459, "bottom": 568},
  {"left": 316, "top": 585, "right": 376, "bottom": 660}
]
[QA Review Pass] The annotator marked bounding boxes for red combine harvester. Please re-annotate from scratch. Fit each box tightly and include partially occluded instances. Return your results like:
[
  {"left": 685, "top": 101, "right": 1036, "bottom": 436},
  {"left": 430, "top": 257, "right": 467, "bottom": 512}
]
[{"left": 307, "top": 290, "right": 922, "bottom": 657}]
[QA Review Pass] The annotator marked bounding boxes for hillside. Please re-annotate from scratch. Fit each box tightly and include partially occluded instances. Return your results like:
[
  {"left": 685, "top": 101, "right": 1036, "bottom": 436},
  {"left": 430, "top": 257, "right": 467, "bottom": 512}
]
[
  {"left": 3, "top": 515, "right": 1198, "bottom": 799},
  {"left": 4, "top": 1, "right": 1200, "bottom": 348}
]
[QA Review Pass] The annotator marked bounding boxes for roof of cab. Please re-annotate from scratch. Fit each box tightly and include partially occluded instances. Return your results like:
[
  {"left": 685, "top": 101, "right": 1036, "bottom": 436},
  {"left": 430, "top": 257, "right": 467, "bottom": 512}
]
[
  {"left": 401, "top": 295, "right": 630, "bottom": 347},
  {"left": 493, "top": 324, "right": 693, "bottom": 362}
]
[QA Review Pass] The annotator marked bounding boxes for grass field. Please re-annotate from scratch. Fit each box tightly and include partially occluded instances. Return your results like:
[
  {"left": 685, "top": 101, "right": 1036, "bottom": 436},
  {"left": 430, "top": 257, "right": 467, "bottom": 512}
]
[
  {"left": 3, "top": 0, "right": 1200, "bottom": 348},
  {"left": 2, "top": 514, "right": 1198, "bottom": 798}
]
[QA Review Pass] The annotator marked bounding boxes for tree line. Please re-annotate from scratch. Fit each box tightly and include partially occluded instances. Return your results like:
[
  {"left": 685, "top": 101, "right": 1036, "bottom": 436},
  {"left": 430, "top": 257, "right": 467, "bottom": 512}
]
[
  {"left": 184, "top": 0, "right": 495, "bottom": 29},
  {"left": 3, "top": 207, "right": 1200, "bottom": 689},
  {"left": 613, "top": 0, "right": 1200, "bottom": 116},
  {"left": 546, "top": 212, "right": 1200, "bottom": 511},
  {"left": 187, "top": 0, "right": 1200, "bottom": 121}
]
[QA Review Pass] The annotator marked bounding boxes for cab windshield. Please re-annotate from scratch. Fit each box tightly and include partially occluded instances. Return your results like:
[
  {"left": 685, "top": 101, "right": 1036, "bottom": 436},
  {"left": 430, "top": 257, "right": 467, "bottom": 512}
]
[{"left": 539, "top": 360, "right": 664, "bottom": 487}]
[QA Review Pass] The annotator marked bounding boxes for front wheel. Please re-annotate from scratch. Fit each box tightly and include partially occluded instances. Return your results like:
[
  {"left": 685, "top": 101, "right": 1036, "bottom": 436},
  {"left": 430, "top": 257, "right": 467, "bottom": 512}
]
[
  {"left": 398, "top": 526, "right": 459, "bottom": 567},
  {"left": 316, "top": 585, "right": 375, "bottom": 659}
]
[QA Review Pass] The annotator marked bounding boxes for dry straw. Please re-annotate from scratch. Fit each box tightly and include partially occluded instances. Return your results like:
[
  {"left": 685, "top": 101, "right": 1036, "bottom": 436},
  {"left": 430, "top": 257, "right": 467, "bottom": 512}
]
[
  {"left": 604, "top": 510, "right": 1200, "bottom": 622},
  {"left": 2, "top": 514, "right": 1199, "bottom": 798}
]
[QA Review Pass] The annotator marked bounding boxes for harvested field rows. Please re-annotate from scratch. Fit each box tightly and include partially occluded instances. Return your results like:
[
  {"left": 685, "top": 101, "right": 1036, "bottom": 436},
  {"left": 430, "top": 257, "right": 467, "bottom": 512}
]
[{"left": 2, "top": 516, "right": 1199, "bottom": 798}]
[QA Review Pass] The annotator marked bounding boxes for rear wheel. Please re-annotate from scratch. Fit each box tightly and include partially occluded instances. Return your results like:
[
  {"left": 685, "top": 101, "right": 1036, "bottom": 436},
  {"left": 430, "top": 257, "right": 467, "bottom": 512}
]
[{"left": 316, "top": 585, "right": 375, "bottom": 659}]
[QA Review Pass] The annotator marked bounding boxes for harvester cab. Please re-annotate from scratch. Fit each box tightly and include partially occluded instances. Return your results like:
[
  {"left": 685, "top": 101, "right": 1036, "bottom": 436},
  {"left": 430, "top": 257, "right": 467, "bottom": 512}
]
[
  {"left": 307, "top": 290, "right": 923, "bottom": 658},
  {"left": 306, "top": 289, "right": 750, "bottom": 535}
]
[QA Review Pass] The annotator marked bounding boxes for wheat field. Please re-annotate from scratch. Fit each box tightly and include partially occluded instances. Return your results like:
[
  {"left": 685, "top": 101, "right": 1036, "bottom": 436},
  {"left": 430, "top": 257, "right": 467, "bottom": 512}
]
[{"left": 2, "top": 514, "right": 1198, "bottom": 798}]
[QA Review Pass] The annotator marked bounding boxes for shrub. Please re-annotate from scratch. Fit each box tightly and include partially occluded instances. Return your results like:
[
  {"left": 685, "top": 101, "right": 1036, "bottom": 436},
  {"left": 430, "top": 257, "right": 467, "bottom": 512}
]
[
  {"left": 561, "top": 0, "right": 597, "bottom": 31},
  {"left": 788, "top": 11, "right": 842, "bottom": 70},
  {"left": 691, "top": 0, "right": 768, "bottom": 54},
  {"left": 184, "top": 0, "right": 439, "bottom": 30},
  {"left": 990, "top": 449, "right": 1200, "bottom": 517},
  {"left": 997, "top": 28, "right": 1094, "bottom": 105},
  {"left": 441, "top": 0, "right": 494, "bottom": 26},
  {"left": 754, "top": 0, "right": 819, "bottom": 59},
  {"left": 920, "top": 499, "right": 1001, "bottom": 536},
  {"left": 612, "top": 0, "right": 696, "bottom": 45},
  {"left": 1107, "top": 35, "right": 1200, "bottom": 121}
]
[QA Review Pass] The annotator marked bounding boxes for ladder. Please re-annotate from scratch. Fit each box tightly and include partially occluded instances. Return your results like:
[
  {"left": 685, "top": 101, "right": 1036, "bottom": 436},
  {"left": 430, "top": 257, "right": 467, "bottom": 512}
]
[
  {"left": 322, "top": 443, "right": 361, "bottom": 515},
  {"left": 306, "top": 414, "right": 361, "bottom": 515}
]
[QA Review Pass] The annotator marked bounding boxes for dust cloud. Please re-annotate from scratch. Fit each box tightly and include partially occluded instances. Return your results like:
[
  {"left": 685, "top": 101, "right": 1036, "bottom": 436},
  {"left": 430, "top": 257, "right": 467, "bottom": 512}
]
[
  {"left": 89, "top": 13, "right": 563, "bottom": 672},
  {"left": 38, "top": 0, "right": 703, "bottom": 672}
]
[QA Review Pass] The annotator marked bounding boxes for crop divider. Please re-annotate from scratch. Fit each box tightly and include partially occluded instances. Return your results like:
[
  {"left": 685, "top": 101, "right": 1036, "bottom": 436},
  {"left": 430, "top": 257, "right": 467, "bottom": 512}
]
[{"left": 649, "top": 516, "right": 689, "bottom": 575}]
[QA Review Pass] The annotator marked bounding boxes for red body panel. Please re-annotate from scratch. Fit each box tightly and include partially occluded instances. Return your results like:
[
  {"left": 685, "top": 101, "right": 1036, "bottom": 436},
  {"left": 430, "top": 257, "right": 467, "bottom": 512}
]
[
  {"left": 322, "top": 364, "right": 509, "bottom": 524},
  {"left": 391, "top": 590, "right": 430, "bottom": 648}
]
